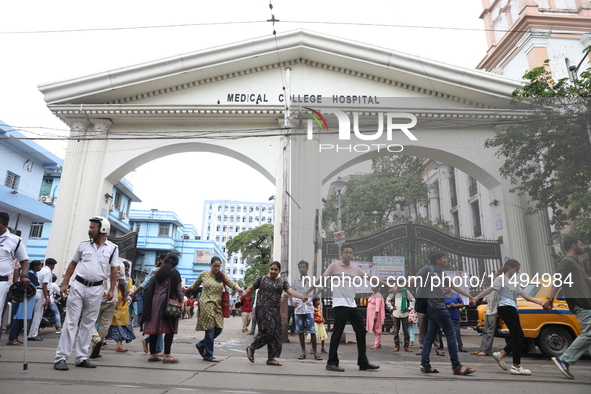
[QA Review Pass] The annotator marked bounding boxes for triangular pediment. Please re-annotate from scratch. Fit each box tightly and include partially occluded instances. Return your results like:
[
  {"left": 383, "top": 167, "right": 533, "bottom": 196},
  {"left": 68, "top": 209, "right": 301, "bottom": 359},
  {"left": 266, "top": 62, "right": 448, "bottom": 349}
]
[{"left": 39, "top": 30, "right": 524, "bottom": 120}]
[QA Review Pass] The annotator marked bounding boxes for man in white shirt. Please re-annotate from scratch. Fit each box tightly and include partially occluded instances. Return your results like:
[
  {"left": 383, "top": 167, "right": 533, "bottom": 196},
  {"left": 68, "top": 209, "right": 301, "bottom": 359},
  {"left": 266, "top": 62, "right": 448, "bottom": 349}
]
[
  {"left": 310, "top": 244, "right": 382, "bottom": 372},
  {"left": 0, "top": 212, "right": 29, "bottom": 336},
  {"left": 54, "top": 217, "right": 119, "bottom": 371},
  {"left": 291, "top": 260, "right": 323, "bottom": 360},
  {"left": 28, "top": 258, "right": 57, "bottom": 340}
]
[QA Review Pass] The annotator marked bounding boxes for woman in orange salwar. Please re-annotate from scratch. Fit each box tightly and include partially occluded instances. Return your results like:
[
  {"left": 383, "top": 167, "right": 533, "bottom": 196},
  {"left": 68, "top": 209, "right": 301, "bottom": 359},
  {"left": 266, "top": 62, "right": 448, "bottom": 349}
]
[{"left": 366, "top": 286, "right": 385, "bottom": 349}]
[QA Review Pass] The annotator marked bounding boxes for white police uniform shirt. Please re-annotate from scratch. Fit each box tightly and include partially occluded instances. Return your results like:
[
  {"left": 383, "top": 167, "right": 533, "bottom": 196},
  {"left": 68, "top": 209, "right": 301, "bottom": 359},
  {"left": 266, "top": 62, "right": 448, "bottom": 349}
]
[
  {"left": 38, "top": 265, "right": 53, "bottom": 288},
  {"left": 0, "top": 229, "right": 28, "bottom": 276},
  {"left": 71, "top": 239, "right": 119, "bottom": 282}
]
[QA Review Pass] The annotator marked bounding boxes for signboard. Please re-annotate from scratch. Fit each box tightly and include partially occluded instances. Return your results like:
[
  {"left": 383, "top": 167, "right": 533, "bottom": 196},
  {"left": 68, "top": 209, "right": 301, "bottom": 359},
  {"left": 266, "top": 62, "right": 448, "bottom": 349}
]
[{"left": 373, "top": 256, "right": 405, "bottom": 280}]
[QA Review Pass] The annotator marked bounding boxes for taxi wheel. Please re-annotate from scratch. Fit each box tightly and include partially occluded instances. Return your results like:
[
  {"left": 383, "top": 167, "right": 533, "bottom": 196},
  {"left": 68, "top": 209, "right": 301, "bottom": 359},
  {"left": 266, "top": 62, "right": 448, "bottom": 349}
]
[{"left": 538, "top": 326, "right": 574, "bottom": 358}]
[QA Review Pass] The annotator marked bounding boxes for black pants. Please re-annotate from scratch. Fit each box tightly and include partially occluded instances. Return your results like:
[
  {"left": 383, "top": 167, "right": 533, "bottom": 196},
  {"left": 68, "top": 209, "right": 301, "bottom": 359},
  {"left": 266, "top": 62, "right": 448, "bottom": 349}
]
[
  {"left": 498, "top": 306, "right": 523, "bottom": 365},
  {"left": 327, "top": 306, "right": 368, "bottom": 367},
  {"left": 149, "top": 333, "right": 174, "bottom": 355}
]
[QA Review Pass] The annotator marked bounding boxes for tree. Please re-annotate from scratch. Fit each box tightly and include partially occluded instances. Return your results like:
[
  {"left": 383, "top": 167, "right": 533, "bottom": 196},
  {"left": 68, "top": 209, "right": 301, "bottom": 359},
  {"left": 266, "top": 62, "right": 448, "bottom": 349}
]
[
  {"left": 484, "top": 55, "right": 591, "bottom": 243},
  {"left": 322, "top": 156, "right": 428, "bottom": 238},
  {"left": 226, "top": 224, "right": 274, "bottom": 285}
]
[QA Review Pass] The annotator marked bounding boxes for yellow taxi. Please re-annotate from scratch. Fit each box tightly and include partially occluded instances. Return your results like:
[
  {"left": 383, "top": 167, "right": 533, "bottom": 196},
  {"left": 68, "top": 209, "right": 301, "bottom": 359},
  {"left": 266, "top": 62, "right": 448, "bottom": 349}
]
[{"left": 476, "top": 281, "right": 583, "bottom": 357}]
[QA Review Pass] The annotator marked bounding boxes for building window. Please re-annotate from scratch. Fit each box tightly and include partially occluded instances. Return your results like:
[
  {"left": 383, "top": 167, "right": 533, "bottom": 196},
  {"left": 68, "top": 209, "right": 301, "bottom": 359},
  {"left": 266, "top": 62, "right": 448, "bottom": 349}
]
[
  {"left": 230, "top": 206, "right": 234, "bottom": 212},
  {"left": 218, "top": 205, "right": 221, "bottom": 211},
  {"left": 267, "top": 219, "right": 272, "bottom": 223},
  {"left": 235, "top": 226, "right": 240, "bottom": 232},
  {"left": 237, "top": 206, "right": 241, "bottom": 212},
  {"left": 471, "top": 201, "right": 482, "bottom": 238},
  {"left": 5, "top": 171, "right": 20, "bottom": 190},
  {"left": 249, "top": 217, "right": 253, "bottom": 223},
  {"left": 450, "top": 170, "right": 458, "bottom": 207},
  {"left": 223, "top": 226, "right": 227, "bottom": 232},
  {"left": 216, "top": 236, "right": 220, "bottom": 242},
  {"left": 468, "top": 176, "right": 478, "bottom": 197},
  {"left": 242, "top": 217, "right": 246, "bottom": 223},
  {"left": 114, "top": 191, "right": 122, "bottom": 209},
  {"left": 158, "top": 223, "right": 170, "bottom": 237},
  {"left": 217, "top": 216, "right": 221, "bottom": 222},
  {"left": 135, "top": 223, "right": 141, "bottom": 233},
  {"left": 29, "top": 222, "right": 43, "bottom": 238}
]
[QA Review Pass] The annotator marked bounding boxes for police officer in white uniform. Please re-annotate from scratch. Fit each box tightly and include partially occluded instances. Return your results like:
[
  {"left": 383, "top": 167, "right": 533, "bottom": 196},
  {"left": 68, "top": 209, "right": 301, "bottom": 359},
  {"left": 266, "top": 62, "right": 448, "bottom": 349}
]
[
  {"left": 0, "top": 212, "right": 29, "bottom": 336},
  {"left": 54, "top": 216, "right": 119, "bottom": 371},
  {"left": 28, "top": 258, "right": 56, "bottom": 340}
]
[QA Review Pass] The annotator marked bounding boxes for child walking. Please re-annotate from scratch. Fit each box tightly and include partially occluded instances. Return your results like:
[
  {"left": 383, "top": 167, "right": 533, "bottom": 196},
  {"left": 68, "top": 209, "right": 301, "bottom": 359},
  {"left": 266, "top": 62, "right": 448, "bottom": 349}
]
[{"left": 309, "top": 298, "right": 328, "bottom": 353}]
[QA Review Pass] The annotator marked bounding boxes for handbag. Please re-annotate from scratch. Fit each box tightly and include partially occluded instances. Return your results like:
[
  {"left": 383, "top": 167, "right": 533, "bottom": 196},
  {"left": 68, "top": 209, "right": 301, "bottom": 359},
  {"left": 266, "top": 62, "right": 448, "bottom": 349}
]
[
  {"left": 221, "top": 273, "right": 231, "bottom": 318},
  {"left": 163, "top": 277, "right": 182, "bottom": 319},
  {"left": 408, "top": 309, "right": 418, "bottom": 324}
]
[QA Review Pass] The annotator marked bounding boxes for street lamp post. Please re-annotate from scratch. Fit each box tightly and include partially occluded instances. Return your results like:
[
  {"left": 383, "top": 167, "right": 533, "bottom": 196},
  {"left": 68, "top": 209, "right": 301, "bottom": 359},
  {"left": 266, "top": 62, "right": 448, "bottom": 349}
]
[{"left": 331, "top": 177, "right": 347, "bottom": 246}]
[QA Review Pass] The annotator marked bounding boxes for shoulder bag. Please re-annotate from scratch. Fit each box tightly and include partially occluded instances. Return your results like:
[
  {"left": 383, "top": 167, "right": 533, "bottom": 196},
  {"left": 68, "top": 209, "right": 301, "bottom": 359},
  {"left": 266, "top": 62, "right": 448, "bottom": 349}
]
[{"left": 163, "top": 277, "right": 182, "bottom": 319}]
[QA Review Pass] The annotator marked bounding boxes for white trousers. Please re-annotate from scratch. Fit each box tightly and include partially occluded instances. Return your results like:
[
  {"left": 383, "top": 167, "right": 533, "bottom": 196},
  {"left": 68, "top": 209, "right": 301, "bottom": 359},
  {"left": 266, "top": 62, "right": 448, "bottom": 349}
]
[
  {"left": 0, "top": 281, "right": 10, "bottom": 326},
  {"left": 28, "top": 289, "right": 45, "bottom": 338},
  {"left": 54, "top": 280, "right": 102, "bottom": 364}
]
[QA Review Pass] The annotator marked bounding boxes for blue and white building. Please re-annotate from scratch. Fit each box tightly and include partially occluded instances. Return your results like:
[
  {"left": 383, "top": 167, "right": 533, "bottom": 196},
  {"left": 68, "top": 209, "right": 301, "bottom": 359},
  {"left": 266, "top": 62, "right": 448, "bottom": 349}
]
[
  {"left": 201, "top": 200, "right": 275, "bottom": 282},
  {"left": 0, "top": 120, "right": 63, "bottom": 260},
  {"left": 130, "top": 209, "right": 225, "bottom": 286}
]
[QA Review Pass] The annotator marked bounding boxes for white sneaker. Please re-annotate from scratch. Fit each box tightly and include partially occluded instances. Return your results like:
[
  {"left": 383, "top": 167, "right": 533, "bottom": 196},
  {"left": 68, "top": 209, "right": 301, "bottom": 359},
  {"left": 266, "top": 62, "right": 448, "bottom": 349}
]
[
  {"left": 492, "top": 352, "right": 507, "bottom": 371},
  {"left": 510, "top": 365, "right": 531, "bottom": 375}
]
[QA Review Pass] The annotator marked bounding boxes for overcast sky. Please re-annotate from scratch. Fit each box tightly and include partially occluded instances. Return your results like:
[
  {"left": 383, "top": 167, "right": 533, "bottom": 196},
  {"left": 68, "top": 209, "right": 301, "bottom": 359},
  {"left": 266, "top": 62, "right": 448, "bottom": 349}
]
[{"left": 1, "top": 0, "right": 490, "bottom": 229}]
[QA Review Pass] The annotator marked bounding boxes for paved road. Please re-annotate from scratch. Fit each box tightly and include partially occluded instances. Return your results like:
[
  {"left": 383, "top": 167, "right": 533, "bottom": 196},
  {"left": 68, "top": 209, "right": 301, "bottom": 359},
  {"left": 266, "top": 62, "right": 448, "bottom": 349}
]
[{"left": 1, "top": 315, "right": 589, "bottom": 393}]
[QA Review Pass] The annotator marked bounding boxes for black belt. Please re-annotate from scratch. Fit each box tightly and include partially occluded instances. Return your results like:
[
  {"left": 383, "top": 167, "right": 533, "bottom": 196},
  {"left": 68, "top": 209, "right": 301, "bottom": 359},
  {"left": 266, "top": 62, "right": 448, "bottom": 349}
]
[
  {"left": 75, "top": 275, "right": 103, "bottom": 287},
  {"left": 0, "top": 276, "right": 8, "bottom": 282}
]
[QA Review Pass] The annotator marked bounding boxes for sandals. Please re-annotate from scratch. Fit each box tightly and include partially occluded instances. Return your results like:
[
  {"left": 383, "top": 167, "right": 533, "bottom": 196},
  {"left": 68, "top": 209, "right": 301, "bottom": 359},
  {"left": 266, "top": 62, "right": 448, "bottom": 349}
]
[
  {"left": 314, "top": 354, "right": 322, "bottom": 360},
  {"left": 436, "top": 349, "right": 445, "bottom": 356},
  {"left": 162, "top": 356, "right": 180, "bottom": 363},
  {"left": 203, "top": 357, "right": 220, "bottom": 362},
  {"left": 246, "top": 347, "right": 254, "bottom": 363},
  {"left": 148, "top": 356, "right": 161, "bottom": 362},
  {"left": 453, "top": 364, "right": 475, "bottom": 375},
  {"left": 116, "top": 346, "right": 128, "bottom": 352},
  {"left": 266, "top": 359, "right": 282, "bottom": 366},
  {"left": 298, "top": 354, "right": 306, "bottom": 360},
  {"left": 6, "top": 340, "right": 22, "bottom": 345},
  {"left": 420, "top": 365, "right": 439, "bottom": 373},
  {"left": 321, "top": 348, "right": 328, "bottom": 354}
]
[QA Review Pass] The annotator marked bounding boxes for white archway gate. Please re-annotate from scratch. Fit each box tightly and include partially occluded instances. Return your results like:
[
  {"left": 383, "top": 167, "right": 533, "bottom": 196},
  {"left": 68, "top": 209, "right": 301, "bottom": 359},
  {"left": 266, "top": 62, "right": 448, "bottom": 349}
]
[{"left": 40, "top": 30, "right": 554, "bottom": 279}]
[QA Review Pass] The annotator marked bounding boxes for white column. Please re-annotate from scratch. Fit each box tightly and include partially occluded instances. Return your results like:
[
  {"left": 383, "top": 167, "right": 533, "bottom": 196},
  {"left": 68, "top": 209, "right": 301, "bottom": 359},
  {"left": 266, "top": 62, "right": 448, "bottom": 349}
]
[
  {"left": 46, "top": 119, "right": 112, "bottom": 279},
  {"left": 289, "top": 131, "right": 322, "bottom": 279},
  {"left": 437, "top": 164, "right": 454, "bottom": 225},
  {"left": 428, "top": 184, "right": 440, "bottom": 221}
]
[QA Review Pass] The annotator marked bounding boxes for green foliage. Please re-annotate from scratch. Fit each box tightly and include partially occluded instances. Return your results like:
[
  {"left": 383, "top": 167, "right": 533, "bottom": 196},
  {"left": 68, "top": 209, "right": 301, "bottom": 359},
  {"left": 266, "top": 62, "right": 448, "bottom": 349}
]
[
  {"left": 485, "top": 56, "right": 591, "bottom": 242},
  {"left": 322, "top": 156, "right": 428, "bottom": 238},
  {"left": 226, "top": 224, "right": 274, "bottom": 265},
  {"left": 226, "top": 224, "right": 274, "bottom": 285}
]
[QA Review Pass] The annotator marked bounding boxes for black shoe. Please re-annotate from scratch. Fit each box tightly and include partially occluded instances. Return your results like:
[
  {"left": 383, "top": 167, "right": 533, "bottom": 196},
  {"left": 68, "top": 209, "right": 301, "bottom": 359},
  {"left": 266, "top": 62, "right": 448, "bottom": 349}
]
[
  {"left": 27, "top": 336, "right": 43, "bottom": 341},
  {"left": 90, "top": 340, "right": 102, "bottom": 359},
  {"left": 75, "top": 359, "right": 97, "bottom": 368},
  {"left": 196, "top": 343, "right": 205, "bottom": 358},
  {"left": 359, "top": 362, "right": 380, "bottom": 370},
  {"left": 54, "top": 360, "right": 69, "bottom": 371},
  {"left": 326, "top": 364, "right": 345, "bottom": 372}
]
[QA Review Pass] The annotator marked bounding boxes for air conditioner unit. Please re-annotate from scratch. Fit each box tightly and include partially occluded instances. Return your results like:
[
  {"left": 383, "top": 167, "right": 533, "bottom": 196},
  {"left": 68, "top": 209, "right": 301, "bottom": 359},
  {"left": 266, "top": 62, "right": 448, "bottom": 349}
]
[
  {"left": 119, "top": 211, "right": 127, "bottom": 220},
  {"left": 39, "top": 195, "right": 53, "bottom": 204},
  {"left": 109, "top": 203, "right": 115, "bottom": 212}
]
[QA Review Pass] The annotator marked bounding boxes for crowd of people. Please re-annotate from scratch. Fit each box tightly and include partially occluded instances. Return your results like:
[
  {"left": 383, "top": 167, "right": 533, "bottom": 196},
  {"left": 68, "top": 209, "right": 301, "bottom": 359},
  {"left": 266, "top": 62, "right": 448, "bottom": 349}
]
[{"left": 1, "top": 212, "right": 590, "bottom": 380}]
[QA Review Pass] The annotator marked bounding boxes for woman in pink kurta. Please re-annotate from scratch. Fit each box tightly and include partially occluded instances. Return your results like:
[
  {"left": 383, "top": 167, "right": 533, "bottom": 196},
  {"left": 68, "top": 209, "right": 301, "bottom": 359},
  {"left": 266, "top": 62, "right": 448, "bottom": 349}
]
[{"left": 366, "top": 286, "right": 385, "bottom": 349}]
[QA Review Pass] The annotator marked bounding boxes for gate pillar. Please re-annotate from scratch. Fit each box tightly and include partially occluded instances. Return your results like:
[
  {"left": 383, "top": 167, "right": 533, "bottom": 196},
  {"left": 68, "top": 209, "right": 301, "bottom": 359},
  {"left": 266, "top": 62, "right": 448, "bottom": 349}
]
[{"left": 46, "top": 119, "right": 113, "bottom": 277}]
